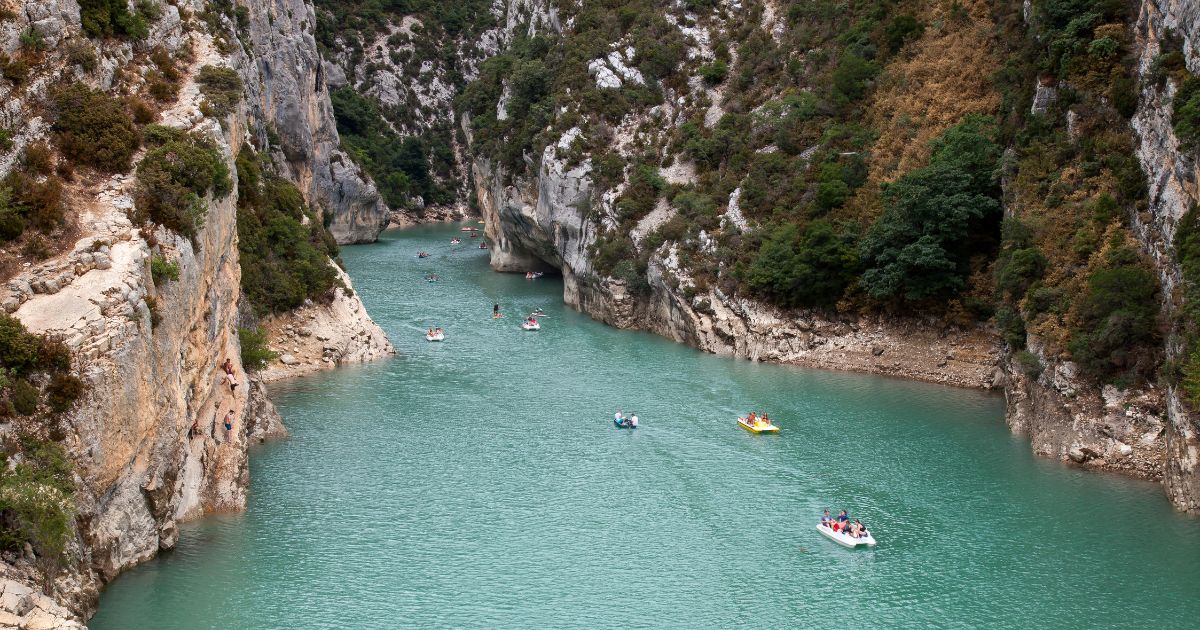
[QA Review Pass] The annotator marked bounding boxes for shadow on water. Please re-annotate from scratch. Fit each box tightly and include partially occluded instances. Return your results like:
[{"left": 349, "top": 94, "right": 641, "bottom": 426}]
[{"left": 90, "top": 223, "right": 1200, "bottom": 629}]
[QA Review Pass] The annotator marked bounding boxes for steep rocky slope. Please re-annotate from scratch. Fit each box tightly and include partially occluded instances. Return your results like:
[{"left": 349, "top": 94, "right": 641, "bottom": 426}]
[
  {"left": 456, "top": 0, "right": 1200, "bottom": 511},
  {"left": 0, "top": 0, "right": 391, "bottom": 624}
]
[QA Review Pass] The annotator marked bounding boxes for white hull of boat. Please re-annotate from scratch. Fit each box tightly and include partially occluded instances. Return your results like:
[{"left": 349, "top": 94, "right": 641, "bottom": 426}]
[
  {"left": 425, "top": 334, "right": 444, "bottom": 342},
  {"left": 817, "top": 524, "right": 876, "bottom": 548},
  {"left": 521, "top": 323, "right": 540, "bottom": 331}
]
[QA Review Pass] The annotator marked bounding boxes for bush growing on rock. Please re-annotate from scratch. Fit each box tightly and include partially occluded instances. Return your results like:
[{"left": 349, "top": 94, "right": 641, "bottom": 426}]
[
  {"left": 746, "top": 221, "right": 859, "bottom": 308},
  {"left": 0, "top": 436, "right": 76, "bottom": 577},
  {"left": 1067, "top": 240, "right": 1160, "bottom": 384},
  {"left": 79, "top": 0, "right": 150, "bottom": 39},
  {"left": 10, "top": 379, "right": 37, "bottom": 416},
  {"left": 132, "top": 126, "right": 231, "bottom": 244},
  {"left": 50, "top": 83, "right": 141, "bottom": 172},
  {"left": 196, "top": 65, "right": 244, "bottom": 119},
  {"left": 239, "top": 327, "right": 277, "bottom": 371},
  {"left": 150, "top": 255, "right": 180, "bottom": 284},
  {"left": 236, "top": 146, "right": 342, "bottom": 315},
  {"left": 46, "top": 374, "right": 85, "bottom": 413}
]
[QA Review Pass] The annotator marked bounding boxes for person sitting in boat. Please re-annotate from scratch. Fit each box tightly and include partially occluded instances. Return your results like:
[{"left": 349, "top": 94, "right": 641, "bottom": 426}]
[
  {"left": 630, "top": 413, "right": 638, "bottom": 428},
  {"left": 746, "top": 411, "right": 757, "bottom": 424},
  {"left": 852, "top": 519, "right": 866, "bottom": 538},
  {"left": 760, "top": 413, "right": 770, "bottom": 426},
  {"left": 820, "top": 510, "right": 833, "bottom": 527},
  {"left": 427, "top": 328, "right": 434, "bottom": 337},
  {"left": 615, "top": 410, "right": 627, "bottom": 426}
]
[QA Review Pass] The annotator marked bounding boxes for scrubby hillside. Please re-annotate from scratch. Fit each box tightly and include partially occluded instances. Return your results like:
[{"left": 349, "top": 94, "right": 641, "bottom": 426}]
[{"left": 435, "top": 0, "right": 1200, "bottom": 510}]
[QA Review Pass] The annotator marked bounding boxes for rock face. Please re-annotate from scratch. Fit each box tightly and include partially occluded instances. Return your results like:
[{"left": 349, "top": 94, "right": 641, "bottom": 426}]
[
  {"left": 0, "top": 0, "right": 394, "bottom": 624},
  {"left": 235, "top": 0, "right": 390, "bottom": 244},
  {"left": 257, "top": 266, "right": 395, "bottom": 382},
  {"left": 474, "top": 142, "right": 1002, "bottom": 391},
  {"left": 1129, "top": 0, "right": 1200, "bottom": 510}
]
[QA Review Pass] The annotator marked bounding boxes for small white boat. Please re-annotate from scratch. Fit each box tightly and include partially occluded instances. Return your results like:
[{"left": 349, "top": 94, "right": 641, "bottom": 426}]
[
  {"left": 461, "top": 226, "right": 478, "bottom": 232},
  {"left": 425, "top": 332, "right": 445, "bottom": 342},
  {"left": 521, "top": 321, "right": 540, "bottom": 331},
  {"left": 816, "top": 523, "right": 876, "bottom": 548}
]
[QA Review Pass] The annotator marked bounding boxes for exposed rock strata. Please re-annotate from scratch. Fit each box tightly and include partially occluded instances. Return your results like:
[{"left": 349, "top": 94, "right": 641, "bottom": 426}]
[
  {"left": 1129, "top": 0, "right": 1200, "bottom": 510},
  {"left": 0, "top": 0, "right": 394, "bottom": 624},
  {"left": 235, "top": 0, "right": 390, "bottom": 244},
  {"left": 474, "top": 147, "right": 1001, "bottom": 392},
  {"left": 258, "top": 267, "right": 394, "bottom": 382}
]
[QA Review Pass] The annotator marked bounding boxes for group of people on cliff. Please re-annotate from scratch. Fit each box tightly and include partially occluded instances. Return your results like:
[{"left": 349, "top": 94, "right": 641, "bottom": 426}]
[{"left": 187, "top": 358, "right": 240, "bottom": 443}]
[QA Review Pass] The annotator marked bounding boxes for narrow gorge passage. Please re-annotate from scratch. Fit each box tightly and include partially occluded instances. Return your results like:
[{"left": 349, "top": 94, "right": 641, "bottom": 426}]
[{"left": 91, "top": 225, "right": 1200, "bottom": 628}]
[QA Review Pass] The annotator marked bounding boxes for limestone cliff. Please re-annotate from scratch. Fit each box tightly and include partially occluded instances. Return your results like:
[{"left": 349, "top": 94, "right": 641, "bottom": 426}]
[
  {"left": 0, "top": 0, "right": 392, "bottom": 624},
  {"left": 466, "top": 0, "right": 1200, "bottom": 512},
  {"left": 1129, "top": 0, "right": 1200, "bottom": 510},
  {"left": 474, "top": 138, "right": 1001, "bottom": 391},
  {"left": 235, "top": 0, "right": 390, "bottom": 244}
]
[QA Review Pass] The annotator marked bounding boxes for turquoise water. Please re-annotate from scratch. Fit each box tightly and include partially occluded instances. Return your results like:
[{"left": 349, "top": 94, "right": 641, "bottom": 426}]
[{"left": 91, "top": 224, "right": 1200, "bottom": 628}]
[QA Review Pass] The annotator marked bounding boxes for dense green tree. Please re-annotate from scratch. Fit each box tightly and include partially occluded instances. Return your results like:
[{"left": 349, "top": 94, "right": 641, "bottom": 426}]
[{"left": 746, "top": 221, "right": 858, "bottom": 308}]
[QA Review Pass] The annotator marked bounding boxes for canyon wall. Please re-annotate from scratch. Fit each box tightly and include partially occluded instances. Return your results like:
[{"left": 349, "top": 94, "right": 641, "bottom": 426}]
[
  {"left": 468, "top": 0, "right": 1200, "bottom": 511},
  {"left": 0, "top": 0, "right": 391, "bottom": 624}
]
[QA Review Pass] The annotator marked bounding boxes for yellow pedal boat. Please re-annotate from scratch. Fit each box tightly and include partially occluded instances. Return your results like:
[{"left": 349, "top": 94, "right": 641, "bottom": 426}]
[{"left": 737, "top": 417, "right": 779, "bottom": 433}]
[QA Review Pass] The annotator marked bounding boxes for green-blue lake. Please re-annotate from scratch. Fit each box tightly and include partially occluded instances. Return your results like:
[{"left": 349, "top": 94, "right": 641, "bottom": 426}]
[{"left": 91, "top": 224, "right": 1200, "bottom": 628}]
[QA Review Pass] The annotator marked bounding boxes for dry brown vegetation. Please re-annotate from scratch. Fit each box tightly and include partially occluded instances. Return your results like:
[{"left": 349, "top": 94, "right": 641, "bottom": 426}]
[{"left": 867, "top": 0, "right": 1003, "bottom": 185}]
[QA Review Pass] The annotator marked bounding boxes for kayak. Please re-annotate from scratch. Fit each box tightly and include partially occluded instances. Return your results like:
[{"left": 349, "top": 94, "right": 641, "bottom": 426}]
[
  {"left": 816, "top": 523, "right": 876, "bottom": 548},
  {"left": 737, "top": 417, "right": 779, "bottom": 433},
  {"left": 425, "top": 333, "right": 444, "bottom": 342},
  {"left": 613, "top": 417, "right": 637, "bottom": 429},
  {"left": 521, "top": 322, "right": 540, "bottom": 331}
]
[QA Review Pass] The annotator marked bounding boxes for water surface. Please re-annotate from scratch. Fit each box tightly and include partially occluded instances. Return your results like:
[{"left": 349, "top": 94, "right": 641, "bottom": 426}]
[{"left": 91, "top": 224, "right": 1200, "bottom": 628}]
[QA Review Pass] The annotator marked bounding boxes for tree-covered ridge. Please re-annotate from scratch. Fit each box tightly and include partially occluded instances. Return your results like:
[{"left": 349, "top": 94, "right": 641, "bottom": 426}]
[{"left": 459, "top": 0, "right": 1159, "bottom": 388}]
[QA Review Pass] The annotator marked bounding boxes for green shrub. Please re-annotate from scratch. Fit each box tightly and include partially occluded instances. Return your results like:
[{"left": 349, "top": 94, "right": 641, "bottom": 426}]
[
  {"left": 10, "top": 379, "right": 37, "bottom": 416},
  {"left": 65, "top": 41, "right": 98, "bottom": 72},
  {"left": 1173, "top": 75, "right": 1200, "bottom": 151},
  {"left": 745, "top": 221, "right": 859, "bottom": 308},
  {"left": 150, "top": 255, "right": 180, "bottom": 284},
  {"left": 79, "top": 0, "right": 149, "bottom": 39},
  {"left": 236, "top": 146, "right": 342, "bottom": 315},
  {"left": 45, "top": 374, "right": 84, "bottom": 413},
  {"left": 1067, "top": 244, "right": 1160, "bottom": 382},
  {"left": 699, "top": 60, "right": 728, "bottom": 85},
  {"left": 50, "top": 83, "right": 140, "bottom": 172},
  {"left": 0, "top": 315, "right": 43, "bottom": 374},
  {"left": 860, "top": 116, "right": 1002, "bottom": 302},
  {"left": 238, "top": 327, "right": 277, "bottom": 371},
  {"left": 1015, "top": 350, "right": 1044, "bottom": 379},
  {"left": 196, "top": 65, "right": 244, "bottom": 119},
  {"left": 1, "top": 54, "right": 29, "bottom": 85},
  {"left": 132, "top": 127, "right": 231, "bottom": 243},
  {"left": 0, "top": 437, "right": 75, "bottom": 572},
  {"left": 885, "top": 15, "right": 924, "bottom": 54},
  {"left": 995, "top": 305, "right": 1027, "bottom": 348}
]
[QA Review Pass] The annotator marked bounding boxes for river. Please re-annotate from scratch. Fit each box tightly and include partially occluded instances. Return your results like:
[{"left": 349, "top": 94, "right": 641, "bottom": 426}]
[{"left": 90, "top": 223, "right": 1200, "bottom": 628}]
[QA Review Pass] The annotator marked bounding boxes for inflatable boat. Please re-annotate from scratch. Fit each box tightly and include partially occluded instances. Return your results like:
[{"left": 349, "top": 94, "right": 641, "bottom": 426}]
[
  {"left": 521, "top": 321, "right": 540, "bottom": 331},
  {"left": 425, "top": 332, "right": 445, "bottom": 342}
]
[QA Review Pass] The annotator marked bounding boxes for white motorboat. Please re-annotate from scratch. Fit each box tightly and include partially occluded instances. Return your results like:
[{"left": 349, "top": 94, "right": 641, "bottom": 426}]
[{"left": 816, "top": 523, "right": 876, "bottom": 548}]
